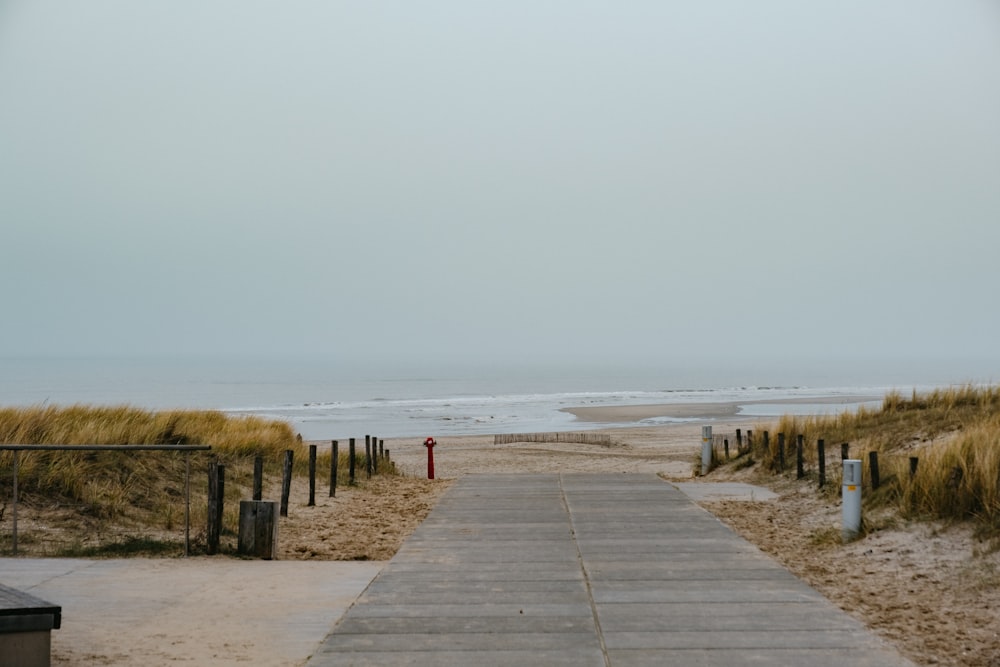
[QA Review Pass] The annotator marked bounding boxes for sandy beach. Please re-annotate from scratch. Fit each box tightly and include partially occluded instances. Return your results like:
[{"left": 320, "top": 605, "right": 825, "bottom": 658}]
[{"left": 16, "top": 399, "right": 1000, "bottom": 666}]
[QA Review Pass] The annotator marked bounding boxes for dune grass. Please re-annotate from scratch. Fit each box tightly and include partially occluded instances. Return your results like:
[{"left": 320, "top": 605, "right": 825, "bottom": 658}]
[
  {"left": 729, "top": 386, "right": 1000, "bottom": 536},
  {"left": 0, "top": 405, "right": 394, "bottom": 556}
]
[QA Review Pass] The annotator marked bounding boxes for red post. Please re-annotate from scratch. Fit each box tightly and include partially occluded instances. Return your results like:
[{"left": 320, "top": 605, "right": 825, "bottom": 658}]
[{"left": 424, "top": 437, "right": 436, "bottom": 479}]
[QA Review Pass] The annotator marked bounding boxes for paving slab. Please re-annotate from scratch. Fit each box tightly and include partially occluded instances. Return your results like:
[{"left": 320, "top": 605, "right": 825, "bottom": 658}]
[{"left": 306, "top": 473, "right": 914, "bottom": 666}]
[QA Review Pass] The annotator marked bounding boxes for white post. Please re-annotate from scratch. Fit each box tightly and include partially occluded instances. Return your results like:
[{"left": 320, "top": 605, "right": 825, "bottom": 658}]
[
  {"left": 842, "top": 459, "right": 862, "bottom": 541},
  {"left": 701, "top": 426, "right": 713, "bottom": 476}
]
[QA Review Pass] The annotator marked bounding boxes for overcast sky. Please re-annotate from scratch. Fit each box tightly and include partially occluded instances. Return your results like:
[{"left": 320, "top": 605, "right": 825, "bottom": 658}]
[{"left": 2, "top": 1, "right": 998, "bottom": 373}]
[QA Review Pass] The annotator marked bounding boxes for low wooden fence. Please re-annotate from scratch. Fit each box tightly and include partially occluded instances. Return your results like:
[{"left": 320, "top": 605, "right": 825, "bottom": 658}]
[
  {"left": 493, "top": 432, "right": 613, "bottom": 446},
  {"left": 0, "top": 444, "right": 211, "bottom": 557}
]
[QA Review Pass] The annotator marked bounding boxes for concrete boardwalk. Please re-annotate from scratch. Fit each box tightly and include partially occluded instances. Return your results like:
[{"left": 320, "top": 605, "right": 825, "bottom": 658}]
[{"left": 308, "top": 474, "right": 913, "bottom": 666}]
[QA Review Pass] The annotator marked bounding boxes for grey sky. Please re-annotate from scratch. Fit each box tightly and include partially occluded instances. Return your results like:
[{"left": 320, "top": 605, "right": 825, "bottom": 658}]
[{"left": 2, "top": 1, "right": 999, "bottom": 371}]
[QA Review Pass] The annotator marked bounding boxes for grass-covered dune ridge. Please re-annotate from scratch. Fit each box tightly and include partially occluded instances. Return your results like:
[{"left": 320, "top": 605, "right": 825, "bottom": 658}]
[
  {"left": 0, "top": 405, "right": 352, "bottom": 555},
  {"left": 747, "top": 385, "right": 1000, "bottom": 533}
]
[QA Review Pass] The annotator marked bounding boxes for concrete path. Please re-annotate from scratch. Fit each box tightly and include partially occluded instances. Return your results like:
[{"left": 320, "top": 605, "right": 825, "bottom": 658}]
[
  {"left": 308, "top": 473, "right": 913, "bottom": 667},
  {"left": 1, "top": 558, "right": 383, "bottom": 665}
]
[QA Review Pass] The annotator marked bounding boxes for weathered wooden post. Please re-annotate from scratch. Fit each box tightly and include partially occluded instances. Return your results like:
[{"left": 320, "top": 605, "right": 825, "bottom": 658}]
[
  {"left": 746, "top": 430, "right": 753, "bottom": 457},
  {"left": 777, "top": 433, "right": 785, "bottom": 472},
  {"left": 735, "top": 429, "right": 743, "bottom": 455},
  {"left": 349, "top": 438, "right": 356, "bottom": 484},
  {"left": 253, "top": 455, "right": 263, "bottom": 502},
  {"left": 841, "top": 443, "right": 850, "bottom": 461},
  {"left": 762, "top": 431, "right": 769, "bottom": 460},
  {"left": 329, "top": 440, "right": 338, "bottom": 497},
  {"left": 371, "top": 436, "right": 378, "bottom": 474},
  {"left": 724, "top": 439, "right": 730, "bottom": 460},
  {"left": 379, "top": 439, "right": 385, "bottom": 461},
  {"left": 238, "top": 500, "right": 278, "bottom": 559},
  {"left": 308, "top": 444, "right": 317, "bottom": 507},
  {"left": 869, "top": 451, "right": 881, "bottom": 490},
  {"left": 818, "top": 439, "right": 826, "bottom": 488},
  {"left": 207, "top": 461, "right": 225, "bottom": 555},
  {"left": 365, "top": 435, "right": 372, "bottom": 479},
  {"left": 796, "top": 434, "right": 805, "bottom": 480},
  {"left": 280, "top": 450, "right": 293, "bottom": 517},
  {"left": 12, "top": 450, "right": 19, "bottom": 556},
  {"left": 909, "top": 456, "right": 919, "bottom": 479}
]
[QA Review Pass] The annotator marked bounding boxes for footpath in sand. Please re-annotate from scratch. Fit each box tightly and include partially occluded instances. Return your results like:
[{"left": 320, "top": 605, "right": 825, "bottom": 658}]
[{"left": 308, "top": 473, "right": 913, "bottom": 666}]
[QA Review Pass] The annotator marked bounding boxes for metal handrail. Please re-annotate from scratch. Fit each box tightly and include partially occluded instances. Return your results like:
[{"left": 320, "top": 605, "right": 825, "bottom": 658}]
[{"left": 2, "top": 444, "right": 212, "bottom": 557}]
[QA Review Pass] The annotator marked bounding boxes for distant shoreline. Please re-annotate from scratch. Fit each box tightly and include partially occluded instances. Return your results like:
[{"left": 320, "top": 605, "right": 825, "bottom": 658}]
[{"left": 561, "top": 394, "right": 883, "bottom": 424}]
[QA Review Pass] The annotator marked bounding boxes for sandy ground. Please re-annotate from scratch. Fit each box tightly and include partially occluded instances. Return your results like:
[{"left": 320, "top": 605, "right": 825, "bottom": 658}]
[{"left": 12, "top": 400, "right": 1000, "bottom": 666}]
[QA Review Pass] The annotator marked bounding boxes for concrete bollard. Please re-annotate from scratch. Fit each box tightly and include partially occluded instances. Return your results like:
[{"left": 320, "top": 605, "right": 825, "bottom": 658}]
[
  {"left": 842, "top": 459, "right": 862, "bottom": 541},
  {"left": 701, "top": 426, "right": 712, "bottom": 476}
]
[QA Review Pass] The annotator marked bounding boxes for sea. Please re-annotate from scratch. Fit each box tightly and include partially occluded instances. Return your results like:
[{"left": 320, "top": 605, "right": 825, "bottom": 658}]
[{"left": 0, "top": 356, "right": 995, "bottom": 441}]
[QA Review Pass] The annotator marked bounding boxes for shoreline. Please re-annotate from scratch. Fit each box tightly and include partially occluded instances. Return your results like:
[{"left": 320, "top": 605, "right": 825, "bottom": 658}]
[{"left": 560, "top": 394, "right": 883, "bottom": 425}]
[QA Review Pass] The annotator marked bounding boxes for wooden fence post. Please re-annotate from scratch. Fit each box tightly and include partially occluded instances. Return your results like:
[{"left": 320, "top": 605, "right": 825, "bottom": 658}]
[
  {"left": 796, "top": 435, "right": 804, "bottom": 479},
  {"left": 841, "top": 443, "right": 850, "bottom": 461},
  {"left": 365, "top": 435, "right": 372, "bottom": 479},
  {"left": 735, "top": 429, "right": 743, "bottom": 455},
  {"left": 308, "top": 444, "right": 317, "bottom": 507},
  {"left": 724, "top": 439, "right": 729, "bottom": 460},
  {"left": 330, "top": 440, "right": 338, "bottom": 497},
  {"left": 869, "top": 451, "right": 881, "bottom": 490},
  {"left": 280, "top": 450, "right": 293, "bottom": 517},
  {"left": 818, "top": 439, "right": 826, "bottom": 488},
  {"left": 253, "top": 455, "right": 263, "bottom": 502},
  {"left": 777, "top": 433, "right": 785, "bottom": 472},
  {"left": 909, "top": 456, "right": 919, "bottom": 479},
  {"left": 371, "top": 436, "right": 378, "bottom": 474},
  {"left": 349, "top": 438, "right": 356, "bottom": 484},
  {"left": 762, "top": 431, "right": 769, "bottom": 460},
  {"left": 207, "top": 462, "right": 225, "bottom": 555}
]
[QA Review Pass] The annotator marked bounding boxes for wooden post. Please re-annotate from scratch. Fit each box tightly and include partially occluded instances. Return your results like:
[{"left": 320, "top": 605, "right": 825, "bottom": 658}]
[
  {"left": 796, "top": 435, "right": 804, "bottom": 480},
  {"left": 185, "top": 451, "right": 191, "bottom": 558},
  {"left": 349, "top": 438, "right": 356, "bottom": 484},
  {"left": 12, "top": 450, "right": 18, "bottom": 556},
  {"left": 207, "top": 462, "right": 225, "bottom": 555},
  {"left": 330, "top": 440, "right": 338, "bottom": 497},
  {"left": 746, "top": 430, "right": 753, "bottom": 457},
  {"left": 379, "top": 439, "right": 385, "bottom": 460},
  {"left": 909, "top": 456, "right": 919, "bottom": 479},
  {"left": 724, "top": 439, "right": 730, "bottom": 460},
  {"left": 841, "top": 443, "right": 850, "bottom": 461},
  {"left": 238, "top": 500, "right": 278, "bottom": 559},
  {"left": 280, "top": 450, "right": 293, "bottom": 518},
  {"left": 308, "top": 444, "right": 317, "bottom": 507},
  {"left": 253, "top": 455, "right": 263, "bottom": 502},
  {"left": 762, "top": 431, "right": 769, "bottom": 459},
  {"left": 365, "top": 435, "right": 372, "bottom": 479},
  {"left": 868, "top": 451, "right": 881, "bottom": 490},
  {"left": 735, "top": 429, "right": 743, "bottom": 455},
  {"left": 777, "top": 433, "right": 785, "bottom": 472},
  {"left": 818, "top": 439, "right": 826, "bottom": 488}
]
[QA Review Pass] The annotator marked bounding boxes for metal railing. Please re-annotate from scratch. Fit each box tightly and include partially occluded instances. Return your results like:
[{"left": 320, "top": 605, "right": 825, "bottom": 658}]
[{"left": 1, "top": 444, "right": 211, "bottom": 557}]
